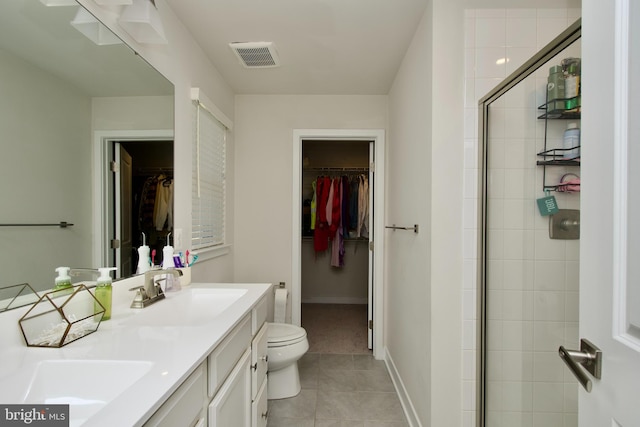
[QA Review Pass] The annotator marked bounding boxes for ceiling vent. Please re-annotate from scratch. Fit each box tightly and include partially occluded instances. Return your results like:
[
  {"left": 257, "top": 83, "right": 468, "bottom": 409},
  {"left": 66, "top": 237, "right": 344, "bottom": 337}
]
[{"left": 229, "top": 42, "right": 280, "bottom": 68}]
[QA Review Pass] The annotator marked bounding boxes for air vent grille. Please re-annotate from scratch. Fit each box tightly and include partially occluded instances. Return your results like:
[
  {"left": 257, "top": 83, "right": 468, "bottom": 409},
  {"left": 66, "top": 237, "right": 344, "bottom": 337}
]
[{"left": 229, "top": 42, "right": 280, "bottom": 68}]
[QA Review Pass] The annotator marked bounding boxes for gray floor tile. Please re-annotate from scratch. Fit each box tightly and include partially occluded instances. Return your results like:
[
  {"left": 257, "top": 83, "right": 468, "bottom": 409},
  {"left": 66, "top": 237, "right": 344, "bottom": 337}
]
[
  {"left": 268, "top": 389, "right": 317, "bottom": 419},
  {"left": 359, "top": 392, "right": 406, "bottom": 422},
  {"left": 320, "top": 353, "right": 355, "bottom": 370},
  {"left": 364, "top": 421, "right": 409, "bottom": 427},
  {"left": 316, "top": 420, "right": 365, "bottom": 427},
  {"left": 353, "top": 354, "right": 387, "bottom": 371},
  {"left": 318, "top": 369, "right": 358, "bottom": 392},
  {"left": 267, "top": 417, "right": 315, "bottom": 427},
  {"left": 355, "top": 370, "right": 395, "bottom": 392},
  {"left": 299, "top": 354, "right": 319, "bottom": 389},
  {"left": 316, "top": 390, "right": 364, "bottom": 420}
]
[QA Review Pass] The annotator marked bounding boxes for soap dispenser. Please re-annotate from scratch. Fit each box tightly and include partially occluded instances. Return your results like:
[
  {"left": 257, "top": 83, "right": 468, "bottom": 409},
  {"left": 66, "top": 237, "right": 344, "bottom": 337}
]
[
  {"left": 95, "top": 267, "right": 117, "bottom": 320},
  {"left": 54, "top": 267, "right": 73, "bottom": 292}
]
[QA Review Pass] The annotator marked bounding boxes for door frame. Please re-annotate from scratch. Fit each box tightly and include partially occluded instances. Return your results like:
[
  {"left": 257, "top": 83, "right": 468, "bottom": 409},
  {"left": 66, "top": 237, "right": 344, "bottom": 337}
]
[
  {"left": 92, "top": 129, "right": 174, "bottom": 271},
  {"left": 291, "top": 129, "right": 386, "bottom": 360}
]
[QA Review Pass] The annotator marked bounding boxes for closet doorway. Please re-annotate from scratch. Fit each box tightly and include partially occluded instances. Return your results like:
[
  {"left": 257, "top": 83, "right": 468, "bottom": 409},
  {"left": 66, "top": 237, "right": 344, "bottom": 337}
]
[
  {"left": 292, "top": 129, "right": 385, "bottom": 360},
  {"left": 93, "top": 130, "right": 174, "bottom": 279}
]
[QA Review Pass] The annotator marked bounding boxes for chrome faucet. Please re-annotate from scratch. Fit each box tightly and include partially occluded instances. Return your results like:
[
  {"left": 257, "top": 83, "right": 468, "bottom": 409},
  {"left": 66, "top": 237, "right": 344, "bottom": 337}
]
[{"left": 130, "top": 269, "right": 183, "bottom": 309}]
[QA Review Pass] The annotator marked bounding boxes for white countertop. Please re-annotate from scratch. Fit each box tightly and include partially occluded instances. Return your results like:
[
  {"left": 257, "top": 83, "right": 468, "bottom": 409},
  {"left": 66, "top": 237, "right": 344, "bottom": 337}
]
[{"left": 0, "top": 277, "right": 272, "bottom": 427}]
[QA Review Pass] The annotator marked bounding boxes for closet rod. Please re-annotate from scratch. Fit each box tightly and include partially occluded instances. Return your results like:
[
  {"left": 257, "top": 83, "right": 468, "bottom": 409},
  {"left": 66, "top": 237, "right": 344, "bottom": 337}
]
[
  {"left": 0, "top": 221, "right": 74, "bottom": 228},
  {"left": 305, "top": 167, "right": 369, "bottom": 171}
]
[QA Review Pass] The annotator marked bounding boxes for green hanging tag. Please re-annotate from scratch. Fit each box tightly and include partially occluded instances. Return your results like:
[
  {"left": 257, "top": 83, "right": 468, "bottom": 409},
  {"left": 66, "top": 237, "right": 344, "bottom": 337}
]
[{"left": 536, "top": 190, "right": 559, "bottom": 216}]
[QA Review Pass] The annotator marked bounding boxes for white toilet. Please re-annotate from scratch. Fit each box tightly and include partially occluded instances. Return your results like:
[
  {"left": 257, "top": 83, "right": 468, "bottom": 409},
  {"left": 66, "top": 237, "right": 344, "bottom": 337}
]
[{"left": 267, "top": 287, "right": 309, "bottom": 400}]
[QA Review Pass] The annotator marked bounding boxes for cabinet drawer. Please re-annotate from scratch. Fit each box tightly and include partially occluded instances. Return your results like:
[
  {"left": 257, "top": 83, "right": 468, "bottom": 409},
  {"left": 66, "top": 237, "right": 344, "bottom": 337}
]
[
  {"left": 208, "top": 349, "right": 251, "bottom": 427},
  {"left": 252, "top": 378, "right": 268, "bottom": 427},
  {"left": 251, "top": 322, "right": 268, "bottom": 400},
  {"left": 208, "top": 314, "right": 251, "bottom": 398},
  {"left": 251, "top": 295, "right": 268, "bottom": 335},
  {"left": 144, "top": 363, "right": 206, "bottom": 427}
]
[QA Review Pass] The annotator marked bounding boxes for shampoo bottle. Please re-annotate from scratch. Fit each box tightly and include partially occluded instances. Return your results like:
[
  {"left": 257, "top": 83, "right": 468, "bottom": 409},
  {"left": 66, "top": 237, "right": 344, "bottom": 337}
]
[
  {"left": 563, "top": 122, "right": 581, "bottom": 159},
  {"left": 95, "top": 267, "right": 117, "bottom": 320},
  {"left": 54, "top": 267, "right": 73, "bottom": 292}
]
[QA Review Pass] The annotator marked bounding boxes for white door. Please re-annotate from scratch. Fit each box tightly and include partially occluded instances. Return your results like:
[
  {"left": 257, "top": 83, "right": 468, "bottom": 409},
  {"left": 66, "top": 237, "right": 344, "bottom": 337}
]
[
  {"left": 113, "top": 143, "right": 133, "bottom": 279},
  {"left": 578, "top": 0, "right": 640, "bottom": 424},
  {"left": 368, "top": 141, "right": 374, "bottom": 350}
]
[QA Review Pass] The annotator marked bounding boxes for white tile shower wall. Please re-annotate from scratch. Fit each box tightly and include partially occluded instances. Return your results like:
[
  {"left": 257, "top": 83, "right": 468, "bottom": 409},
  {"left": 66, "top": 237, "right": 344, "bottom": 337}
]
[{"left": 463, "top": 8, "right": 581, "bottom": 427}]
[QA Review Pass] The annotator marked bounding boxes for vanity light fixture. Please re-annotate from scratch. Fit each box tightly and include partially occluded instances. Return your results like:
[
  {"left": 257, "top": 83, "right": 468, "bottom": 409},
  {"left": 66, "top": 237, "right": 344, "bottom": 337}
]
[
  {"left": 117, "top": 0, "right": 167, "bottom": 44},
  {"left": 71, "top": 7, "right": 123, "bottom": 46},
  {"left": 39, "top": 0, "right": 77, "bottom": 6}
]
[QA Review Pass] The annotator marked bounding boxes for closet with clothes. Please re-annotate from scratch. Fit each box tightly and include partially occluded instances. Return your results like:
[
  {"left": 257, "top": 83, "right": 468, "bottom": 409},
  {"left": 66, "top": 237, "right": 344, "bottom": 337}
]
[
  {"left": 118, "top": 141, "right": 173, "bottom": 276},
  {"left": 300, "top": 140, "right": 372, "bottom": 354}
]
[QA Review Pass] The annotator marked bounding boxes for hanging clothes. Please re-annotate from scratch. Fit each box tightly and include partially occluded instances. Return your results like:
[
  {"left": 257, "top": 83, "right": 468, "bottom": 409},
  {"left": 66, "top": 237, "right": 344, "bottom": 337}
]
[
  {"left": 139, "top": 175, "right": 158, "bottom": 232},
  {"left": 349, "top": 177, "right": 359, "bottom": 232},
  {"left": 314, "top": 176, "right": 331, "bottom": 252},
  {"left": 154, "top": 176, "right": 174, "bottom": 231},
  {"left": 310, "top": 180, "right": 317, "bottom": 230},
  {"left": 357, "top": 175, "right": 369, "bottom": 238},
  {"left": 329, "top": 177, "right": 341, "bottom": 239},
  {"left": 341, "top": 176, "right": 350, "bottom": 238}
]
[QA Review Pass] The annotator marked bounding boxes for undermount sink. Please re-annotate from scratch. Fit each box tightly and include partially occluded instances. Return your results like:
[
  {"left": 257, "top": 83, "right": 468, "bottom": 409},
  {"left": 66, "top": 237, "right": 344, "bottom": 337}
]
[
  {"left": 127, "top": 287, "right": 248, "bottom": 327},
  {"left": 23, "top": 360, "right": 153, "bottom": 425}
]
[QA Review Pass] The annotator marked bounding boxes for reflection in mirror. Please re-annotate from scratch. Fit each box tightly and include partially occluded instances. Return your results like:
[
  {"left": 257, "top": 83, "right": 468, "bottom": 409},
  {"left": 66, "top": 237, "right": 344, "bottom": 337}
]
[
  {"left": 0, "top": 283, "right": 40, "bottom": 312},
  {"left": 0, "top": 1, "right": 174, "bottom": 295}
]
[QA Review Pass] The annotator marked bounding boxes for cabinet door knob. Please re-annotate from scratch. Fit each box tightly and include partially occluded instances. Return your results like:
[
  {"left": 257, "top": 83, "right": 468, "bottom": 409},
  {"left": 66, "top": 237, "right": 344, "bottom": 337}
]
[{"left": 261, "top": 410, "right": 269, "bottom": 419}]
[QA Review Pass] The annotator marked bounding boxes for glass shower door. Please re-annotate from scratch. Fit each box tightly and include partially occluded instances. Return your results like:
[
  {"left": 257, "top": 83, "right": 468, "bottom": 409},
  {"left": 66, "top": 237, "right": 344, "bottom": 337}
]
[{"left": 479, "top": 24, "right": 581, "bottom": 427}]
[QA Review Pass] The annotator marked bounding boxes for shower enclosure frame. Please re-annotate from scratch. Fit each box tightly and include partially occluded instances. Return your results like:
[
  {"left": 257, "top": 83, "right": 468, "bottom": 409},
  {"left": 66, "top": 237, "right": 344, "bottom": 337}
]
[{"left": 476, "top": 19, "right": 582, "bottom": 427}]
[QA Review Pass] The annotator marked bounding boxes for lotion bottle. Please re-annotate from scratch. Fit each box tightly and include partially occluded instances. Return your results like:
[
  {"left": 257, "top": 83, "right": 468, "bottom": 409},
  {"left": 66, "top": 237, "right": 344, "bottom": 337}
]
[{"left": 95, "top": 267, "right": 116, "bottom": 320}]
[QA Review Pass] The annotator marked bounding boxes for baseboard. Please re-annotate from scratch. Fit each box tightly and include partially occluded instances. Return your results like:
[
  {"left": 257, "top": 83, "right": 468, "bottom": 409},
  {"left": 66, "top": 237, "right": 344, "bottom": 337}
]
[
  {"left": 301, "top": 297, "right": 367, "bottom": 304},
  {"left": 384, "top": 347, "right": 422, "bottom": 427}
]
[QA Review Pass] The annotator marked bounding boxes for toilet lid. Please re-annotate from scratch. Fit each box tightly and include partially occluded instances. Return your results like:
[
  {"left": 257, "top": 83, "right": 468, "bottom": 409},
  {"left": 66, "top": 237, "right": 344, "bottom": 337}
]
[{"left": 268, "top": 323, "right": 306, "bottom": 344}]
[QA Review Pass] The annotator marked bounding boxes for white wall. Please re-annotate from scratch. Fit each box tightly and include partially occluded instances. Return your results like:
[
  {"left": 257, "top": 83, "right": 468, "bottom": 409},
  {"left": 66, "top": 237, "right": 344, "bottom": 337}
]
[
  {"left": 0, "top": 49, "right": 93, "bottom": 290},
  {"left": 233, "top": 95, "right": 387, "bottom": 320},
  {"left": 76, "top": 0, "right": 236, "bottom": 282},
  {"left": 386, "top": 2, "right": 434, "bottom": 425},
  {"left": 92, "top": 96, "right": 173, "bottom": 131}
]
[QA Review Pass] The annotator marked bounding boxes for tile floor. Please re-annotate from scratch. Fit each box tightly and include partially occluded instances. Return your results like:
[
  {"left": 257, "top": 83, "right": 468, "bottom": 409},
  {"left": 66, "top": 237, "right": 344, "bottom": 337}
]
[{"left": 267, "top": 304, "right": 409, "bottom": 426}]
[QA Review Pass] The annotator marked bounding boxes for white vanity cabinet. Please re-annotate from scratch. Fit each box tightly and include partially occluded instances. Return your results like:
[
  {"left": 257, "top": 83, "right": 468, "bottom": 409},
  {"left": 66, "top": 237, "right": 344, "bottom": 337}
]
[
  {"left": 143, "top": 363, "right": 207, "bottom": 427},
  {"left": 206, "top": 295, "right": 269, "bottom": 427},
  {"left": 143, "top": 293, "right": 269, "bottom": 427},
  {"left": 250, "top": 296, "right": 269, "bottom": 427}
]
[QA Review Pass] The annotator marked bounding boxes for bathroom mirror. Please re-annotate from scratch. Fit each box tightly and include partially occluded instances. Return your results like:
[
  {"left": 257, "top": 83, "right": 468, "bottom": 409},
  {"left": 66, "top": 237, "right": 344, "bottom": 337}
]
[{"left": 0, "top": 0, "right": 174, "bottom": 297}]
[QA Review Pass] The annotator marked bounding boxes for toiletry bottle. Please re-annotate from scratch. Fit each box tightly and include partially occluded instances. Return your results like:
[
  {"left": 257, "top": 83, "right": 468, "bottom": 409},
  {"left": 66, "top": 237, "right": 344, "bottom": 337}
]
[
  {"left": 137, "top": 245, "right": 151, "bottom": 274},
  {"left": 563, "top": 122, "right": 580, "bottom": 159},
  {"left": 562, "top": 58, "right": 581, "bottom": 111},
  {"left": 162, "top": 244, "right": 179, "bottom": 292},
  {"left": 54, "top": 267, "right": 73, "bottom": 292},
  {"left": 94, "top": 267, "right": 117, "bottom": 320},
  {"left": 547, "top": 65, "right": 565, "bottom": 111}
]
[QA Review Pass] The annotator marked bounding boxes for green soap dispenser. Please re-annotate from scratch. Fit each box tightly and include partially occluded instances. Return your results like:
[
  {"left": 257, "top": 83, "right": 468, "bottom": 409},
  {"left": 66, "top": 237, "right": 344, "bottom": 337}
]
[
  {"left": 95, "top": 267, "right": 117, "bottom": 320},
  {"left": 54, "top": 267, "right": 73, "bottom": 292}
]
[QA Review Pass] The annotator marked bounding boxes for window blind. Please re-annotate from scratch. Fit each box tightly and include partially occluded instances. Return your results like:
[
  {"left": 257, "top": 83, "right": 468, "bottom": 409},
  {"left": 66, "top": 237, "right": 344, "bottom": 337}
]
[{"left": 192, "top": 101, "right": 226, "bottom": 250}]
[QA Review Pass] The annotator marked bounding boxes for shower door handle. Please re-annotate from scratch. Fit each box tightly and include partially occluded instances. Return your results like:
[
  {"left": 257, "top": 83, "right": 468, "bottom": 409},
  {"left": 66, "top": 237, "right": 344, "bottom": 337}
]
[{"left": 558, "top": 338, "right": 602, "bottom": 392}]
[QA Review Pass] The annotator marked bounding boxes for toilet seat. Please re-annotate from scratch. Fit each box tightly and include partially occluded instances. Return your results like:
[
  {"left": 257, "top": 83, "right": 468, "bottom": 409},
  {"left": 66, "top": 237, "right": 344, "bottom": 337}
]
[{"left": 268, "top": 323, "right": 307, "bottom": 347}]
